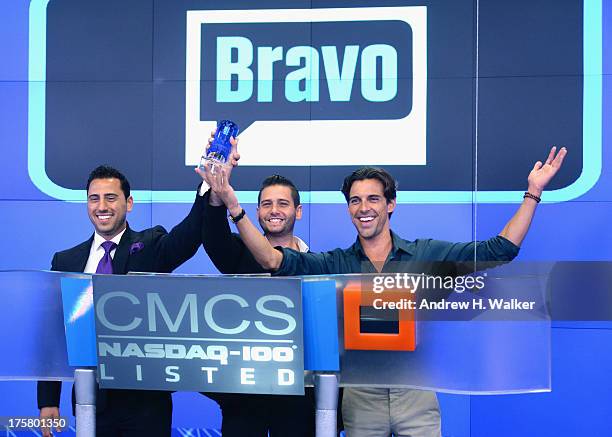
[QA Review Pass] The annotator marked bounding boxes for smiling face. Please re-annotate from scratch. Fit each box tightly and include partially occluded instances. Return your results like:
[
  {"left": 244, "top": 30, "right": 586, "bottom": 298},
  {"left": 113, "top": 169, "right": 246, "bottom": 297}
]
[
  {"left": 257, "top": 185, "right": 302, "bottom": 237},
  {"left": 347, "top": 179, "right": 396, "bottom": 240},
  {"left": 87, "top": 178, "right": 133, "bottom": 240}
]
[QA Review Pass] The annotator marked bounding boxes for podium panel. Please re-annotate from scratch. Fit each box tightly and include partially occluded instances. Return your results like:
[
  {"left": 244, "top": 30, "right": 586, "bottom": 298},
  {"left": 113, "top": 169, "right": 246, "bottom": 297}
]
[
  {"left": 0, "top": 270, "right": 72, "bottom": 380},
  {"left": 0, "top": 269, "right": 551, "bottom": 395}
]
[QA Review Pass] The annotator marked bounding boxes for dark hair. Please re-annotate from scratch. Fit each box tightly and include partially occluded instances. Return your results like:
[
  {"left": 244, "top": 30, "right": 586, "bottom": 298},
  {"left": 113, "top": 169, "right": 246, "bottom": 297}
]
[
  {"left": 341, "top": 167, "right": 398, "bottom": 204},
  {"left": 258, "top": 175, "right": 300, "bottom": 207},
  {"left": 86, "top": 165, "right": 131, "bottom": 199}
]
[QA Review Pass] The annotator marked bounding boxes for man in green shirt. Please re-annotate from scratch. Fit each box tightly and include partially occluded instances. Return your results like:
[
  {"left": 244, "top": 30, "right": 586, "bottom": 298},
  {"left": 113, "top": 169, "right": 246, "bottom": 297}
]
[{"left": 200, "top": 146, "right": 566, "bottom": 436}]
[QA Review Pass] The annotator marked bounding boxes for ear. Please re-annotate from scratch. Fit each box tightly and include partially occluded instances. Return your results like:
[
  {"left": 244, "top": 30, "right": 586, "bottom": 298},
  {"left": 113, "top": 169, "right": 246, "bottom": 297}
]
[
  {"left": 126, "top": 196, "right": 134, "bottom": 213},
  {"left": 387, "top": 199, "right": 396, "bottom": 216},
  {"left": 295, "top": 204, "right": 303, "bottom": 220}
]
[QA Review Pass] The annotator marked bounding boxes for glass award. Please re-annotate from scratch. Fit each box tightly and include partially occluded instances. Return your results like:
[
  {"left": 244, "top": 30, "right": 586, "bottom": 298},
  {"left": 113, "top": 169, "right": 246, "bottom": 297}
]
[{"left": 199, "top": 120, "right": 239, "bottom": 171}]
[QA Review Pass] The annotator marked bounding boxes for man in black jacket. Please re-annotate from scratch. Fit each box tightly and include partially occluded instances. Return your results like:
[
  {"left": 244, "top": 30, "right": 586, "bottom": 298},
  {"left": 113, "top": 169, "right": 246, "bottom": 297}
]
[
  {"left": 200, "top": 169, "right": 315, "bottom": 436},
  {"left": 38, "top": 165, "right": 207, "bottom": 437}
]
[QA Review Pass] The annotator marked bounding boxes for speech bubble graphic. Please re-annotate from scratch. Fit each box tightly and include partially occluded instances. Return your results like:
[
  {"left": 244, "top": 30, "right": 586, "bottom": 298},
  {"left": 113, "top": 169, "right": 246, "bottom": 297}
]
[
  {"left": 185, "top": 7, "right": 427, "bottom": 167},
  {"left": 199, "top": 21, "right": 413, "bottom": 128}
]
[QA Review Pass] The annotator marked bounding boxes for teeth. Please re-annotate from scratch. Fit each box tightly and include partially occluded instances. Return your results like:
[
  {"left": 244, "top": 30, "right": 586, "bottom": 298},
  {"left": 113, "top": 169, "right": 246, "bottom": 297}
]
[
  {"left": 98, "top": 215, "right": 111, "bottom": 220},
  {"left": 359, "top": 217, "right": 374, "bottom": 222},
  {"left": 269, "top": 218, "right": 283, "bottom": 223}
]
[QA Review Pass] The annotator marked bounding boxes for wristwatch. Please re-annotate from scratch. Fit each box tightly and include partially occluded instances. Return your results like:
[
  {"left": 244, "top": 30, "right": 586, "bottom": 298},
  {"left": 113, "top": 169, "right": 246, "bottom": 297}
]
[{"left": 229, "top": 208, "right": 246, "bottom": 224}]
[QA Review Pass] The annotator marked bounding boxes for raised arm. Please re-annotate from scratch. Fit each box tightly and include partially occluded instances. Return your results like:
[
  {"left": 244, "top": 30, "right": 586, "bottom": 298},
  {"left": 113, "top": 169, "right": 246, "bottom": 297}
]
[
  {"left": 499, "top": 146, "right": 567, "bottom": 246},
  {"left": 201, "top": 164, "right": 284, "bottom": 270},
  {"left": 200, "top": 189, "right": 254, "bottom": 273},
  {"left": 194, "top": 134, "right": 274, "bottom": 272},
  {"left": 153, "top": 185, "right": 206, "bottom": 271}
]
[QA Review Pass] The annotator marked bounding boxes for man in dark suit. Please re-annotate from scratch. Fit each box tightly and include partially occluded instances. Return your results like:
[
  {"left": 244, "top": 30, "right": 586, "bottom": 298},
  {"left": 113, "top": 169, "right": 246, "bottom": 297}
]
[{"left": 38, "top": 165, "right": 206, "bottom": 437}]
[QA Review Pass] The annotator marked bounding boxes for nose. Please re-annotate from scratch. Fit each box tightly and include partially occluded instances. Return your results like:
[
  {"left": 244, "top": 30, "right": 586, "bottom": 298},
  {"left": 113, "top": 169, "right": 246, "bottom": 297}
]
[
  {"left": 98, "top": 198, "right": 109, "bottom": 211},
  {"left": 359, "top": 200, "right": 370, "bottom": 213}
]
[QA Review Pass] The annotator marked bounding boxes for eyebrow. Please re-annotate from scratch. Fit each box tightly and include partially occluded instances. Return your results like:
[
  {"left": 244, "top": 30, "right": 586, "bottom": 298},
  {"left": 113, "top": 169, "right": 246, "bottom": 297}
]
[
  {"left": 260, "top": 198, "right": 292, "bottom": 203},
  {"left": 88, "top": 193, "right": 119, "bottom": 199}
]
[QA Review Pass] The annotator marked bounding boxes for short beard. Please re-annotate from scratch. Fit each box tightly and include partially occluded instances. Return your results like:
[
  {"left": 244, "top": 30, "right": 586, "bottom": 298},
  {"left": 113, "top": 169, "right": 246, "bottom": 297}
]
[{"left": 259, "top": 216, "right": 296, "bottom": 238}]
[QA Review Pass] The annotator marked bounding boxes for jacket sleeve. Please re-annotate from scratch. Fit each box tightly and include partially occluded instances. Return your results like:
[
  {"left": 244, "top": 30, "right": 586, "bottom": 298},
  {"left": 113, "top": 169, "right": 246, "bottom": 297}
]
[
  {"left": 200, "top": 189, "right": 263, "bottom": 274},
  {"left": 153, "top": 185, "right": 207, "bottom": 272},
  {"left": 37, "top": 380, "right": 62, "bottom": 409}
]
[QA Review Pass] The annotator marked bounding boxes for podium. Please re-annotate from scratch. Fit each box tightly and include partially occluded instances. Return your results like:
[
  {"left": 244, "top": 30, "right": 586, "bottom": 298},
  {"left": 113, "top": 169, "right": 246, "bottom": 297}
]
[{"left": 0, "top": 270, "right": 551, "bottom": 436}]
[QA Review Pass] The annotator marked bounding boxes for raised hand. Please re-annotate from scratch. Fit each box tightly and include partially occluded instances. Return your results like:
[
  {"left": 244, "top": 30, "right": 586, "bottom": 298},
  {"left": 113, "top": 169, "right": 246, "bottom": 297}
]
[
  {"left": 527, "top": 146, "right": 567, "bottom": 196},
  {"left": 208, "top": 130, "right": 240, "bottom": 171},
  {"left": 195, "top": 130, "right": 240, "bottom": 205},
  {"left": 201, "top": 162, "right": 241, "bottom": 215}
]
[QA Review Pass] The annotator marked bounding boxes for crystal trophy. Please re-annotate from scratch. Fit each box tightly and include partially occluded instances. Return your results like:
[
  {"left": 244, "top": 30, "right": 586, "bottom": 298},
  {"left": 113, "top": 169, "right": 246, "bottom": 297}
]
[{"left": 199, "top": 120, "right": 239, "bottom": 171}]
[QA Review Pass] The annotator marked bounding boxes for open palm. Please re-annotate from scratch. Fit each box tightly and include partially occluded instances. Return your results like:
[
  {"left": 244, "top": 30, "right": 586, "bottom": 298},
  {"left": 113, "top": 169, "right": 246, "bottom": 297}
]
[{"left": 528, "top": 146, "right": 567, "bottom": 195}]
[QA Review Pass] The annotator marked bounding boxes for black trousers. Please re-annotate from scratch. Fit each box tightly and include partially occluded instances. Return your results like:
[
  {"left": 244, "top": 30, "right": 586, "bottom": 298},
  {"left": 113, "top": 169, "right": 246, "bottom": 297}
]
[
  {"left": 95, "top": 390, "right": 172, "bottom": 437},
  {"left": 214, "top": 389, "right": 316, "bottom": 437}
]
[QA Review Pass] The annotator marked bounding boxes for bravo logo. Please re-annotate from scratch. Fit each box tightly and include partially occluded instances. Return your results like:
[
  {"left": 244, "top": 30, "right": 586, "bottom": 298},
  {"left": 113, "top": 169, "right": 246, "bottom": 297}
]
[
  {"left": 185, "top": 7, "right": 427, "bottom": 167},
  {"left": 215, "top": 38, "right": 400, "bottom": 104}
]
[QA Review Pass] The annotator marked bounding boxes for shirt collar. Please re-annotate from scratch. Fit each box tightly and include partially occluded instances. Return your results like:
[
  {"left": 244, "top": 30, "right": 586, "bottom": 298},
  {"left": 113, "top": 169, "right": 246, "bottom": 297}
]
[
  {"left": 350, "top": 230, "right": 415, "bottom": 258},
  {"left": 391, "top": 231, "right": 415, "bottom": 256},
  {"left": 294, "top": 236, "right": 309, "bottom": 253},
  {"left": 92, "top": 226, "right": 127, "bottom": 251}
]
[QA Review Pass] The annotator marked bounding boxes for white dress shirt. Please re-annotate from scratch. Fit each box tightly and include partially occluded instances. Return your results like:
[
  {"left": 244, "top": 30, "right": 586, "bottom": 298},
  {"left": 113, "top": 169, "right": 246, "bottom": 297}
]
[{"left": 83, "top": 228, "right": 127, "bottom": 274}]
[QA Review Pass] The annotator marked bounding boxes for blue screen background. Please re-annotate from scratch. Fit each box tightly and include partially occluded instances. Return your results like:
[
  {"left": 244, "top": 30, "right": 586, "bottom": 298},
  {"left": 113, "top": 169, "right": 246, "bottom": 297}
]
[{"left": 0, "top": 1, "right": 610, "bottom": 435}]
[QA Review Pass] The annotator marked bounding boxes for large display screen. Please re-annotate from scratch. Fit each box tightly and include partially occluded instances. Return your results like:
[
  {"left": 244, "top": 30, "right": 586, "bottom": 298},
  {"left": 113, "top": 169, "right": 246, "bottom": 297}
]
[{"left": 28, "top": 0, "right": 594, "bottom": 202}]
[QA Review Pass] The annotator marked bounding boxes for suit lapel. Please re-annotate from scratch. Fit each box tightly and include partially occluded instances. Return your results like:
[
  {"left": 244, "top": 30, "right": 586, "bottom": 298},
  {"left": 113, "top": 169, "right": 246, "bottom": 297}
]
[
  {"left": 112, "top": 225, "right": 132, "bottom": 275},
  {"left": 75, "top": 236, "right": 94, "bottom": 273}
]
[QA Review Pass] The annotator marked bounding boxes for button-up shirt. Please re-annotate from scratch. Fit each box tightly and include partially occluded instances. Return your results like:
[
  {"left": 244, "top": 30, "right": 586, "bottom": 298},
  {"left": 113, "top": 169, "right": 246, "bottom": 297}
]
[
  {"left": 274, "top": 231, "right": 519, "bottom": 276},
  {"left": 83, "top": 228, "right": 127, "bottom": 274}
]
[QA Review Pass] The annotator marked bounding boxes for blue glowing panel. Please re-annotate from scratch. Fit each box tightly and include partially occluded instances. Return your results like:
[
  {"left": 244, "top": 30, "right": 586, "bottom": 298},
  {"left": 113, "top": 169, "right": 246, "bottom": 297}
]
[{"left": 61, "top": 276, "right": 97, "bottom": 366}]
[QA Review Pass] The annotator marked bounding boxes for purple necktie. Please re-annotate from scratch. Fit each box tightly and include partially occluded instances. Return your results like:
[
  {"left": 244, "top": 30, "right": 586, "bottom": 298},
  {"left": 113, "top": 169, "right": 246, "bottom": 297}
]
[{"left": 96, "top": 241, "right": 117, "bottom": 274}]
